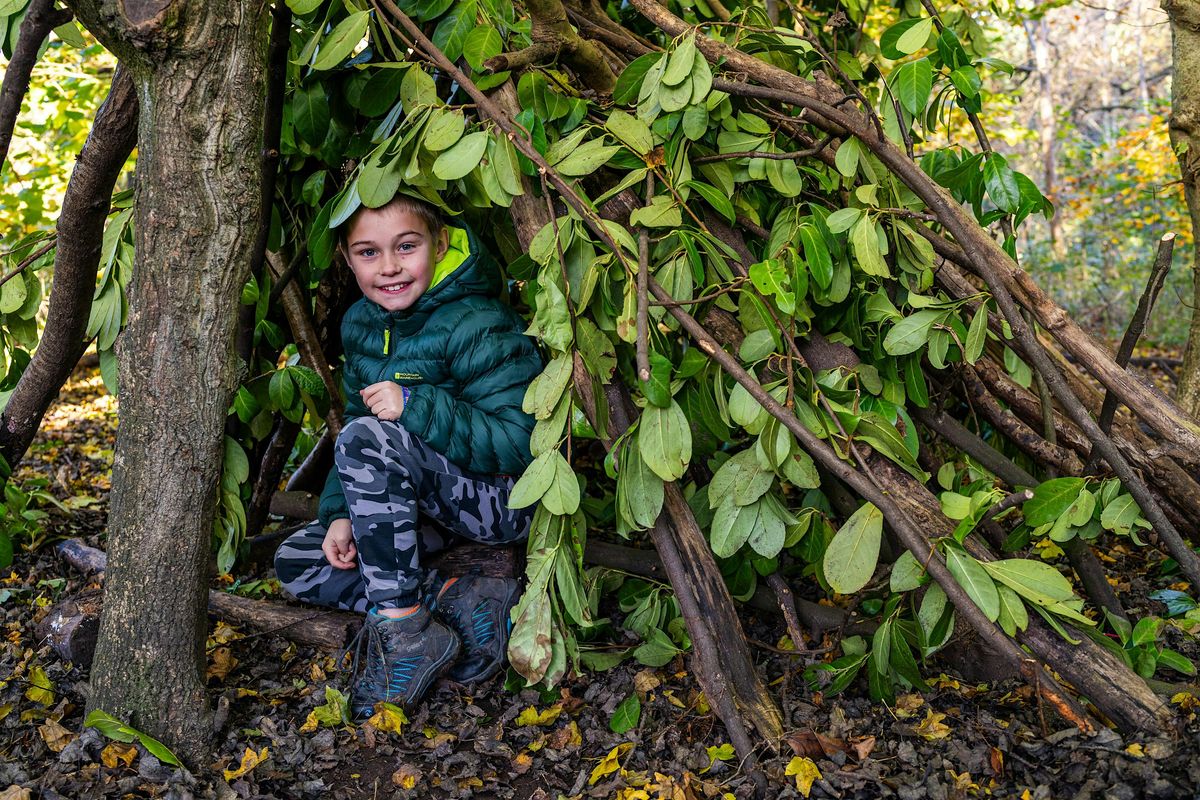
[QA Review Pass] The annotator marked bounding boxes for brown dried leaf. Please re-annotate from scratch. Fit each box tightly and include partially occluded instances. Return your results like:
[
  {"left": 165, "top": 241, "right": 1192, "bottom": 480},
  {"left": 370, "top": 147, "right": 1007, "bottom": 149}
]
[
  {"left": 391, "top": 764, "right": 422, "bottom": 790},
  {"left": 38, "top": 720, "right": 74, "bottom": 753},
  {"left": 206, "top": 647, "right": 238, "bottom": 682},
  {"left": 633, "top": 669, "right": 661, "bottom": 695},
  {"left": 100, "top": 742, "right": 138, "bottom": 769},
  {"left": 0, "top": 786, "right": 31, "bottom": 800},
  {"left": 784, "top": 729, "right": 846, "bottom": 759},
  {"left": 512, "top": 752, "right": 534, "bottom": 775},
  {"left": 989, "top": 746, "right": 1004, "bottom": 777},
  {"left": 850, "top": 735, "right": 876, "bottom": 761}
]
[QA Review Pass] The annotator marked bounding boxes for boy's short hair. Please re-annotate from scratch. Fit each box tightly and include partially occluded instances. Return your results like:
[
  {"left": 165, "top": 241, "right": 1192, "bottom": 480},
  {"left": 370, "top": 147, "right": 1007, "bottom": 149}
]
[{"left": 338, "top": 193, "right": 445, "bottom": 244}]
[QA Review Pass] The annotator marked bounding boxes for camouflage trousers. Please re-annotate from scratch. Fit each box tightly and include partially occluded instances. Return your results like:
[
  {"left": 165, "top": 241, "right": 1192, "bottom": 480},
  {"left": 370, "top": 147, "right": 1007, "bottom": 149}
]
[{"left": 274, "top": 416, "right": 531, "bottom": 611}]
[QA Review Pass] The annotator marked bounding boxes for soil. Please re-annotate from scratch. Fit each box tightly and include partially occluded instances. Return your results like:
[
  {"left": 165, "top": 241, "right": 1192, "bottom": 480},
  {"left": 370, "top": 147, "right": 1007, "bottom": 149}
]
[{"left": 1, "top": 366, "right": 1199, "bottom": 800}]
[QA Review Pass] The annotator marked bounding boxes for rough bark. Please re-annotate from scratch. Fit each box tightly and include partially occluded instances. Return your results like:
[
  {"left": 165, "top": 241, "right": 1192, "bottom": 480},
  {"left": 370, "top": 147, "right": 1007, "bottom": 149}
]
[
  {"left": 0, "top": 68, "right": 137, "bottom": 470},
  {"left": 1165, "top": 0, "right": 1200, "bottom": 416},
  {"left": 65, "top": 0, "right": 270, "bottom": 763}
]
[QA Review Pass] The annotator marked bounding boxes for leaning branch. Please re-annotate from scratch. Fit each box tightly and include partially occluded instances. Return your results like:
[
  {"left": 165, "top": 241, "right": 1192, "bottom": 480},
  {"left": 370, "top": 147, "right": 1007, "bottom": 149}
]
[{"left": 0, "top": 0, "right": 73, "bottom": 172}]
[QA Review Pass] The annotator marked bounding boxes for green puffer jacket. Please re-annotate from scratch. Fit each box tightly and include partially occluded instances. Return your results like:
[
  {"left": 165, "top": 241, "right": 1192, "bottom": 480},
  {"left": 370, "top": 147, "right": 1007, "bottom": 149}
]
[{"left": 318, "top": 225, "right": 541, "bottom": 527}]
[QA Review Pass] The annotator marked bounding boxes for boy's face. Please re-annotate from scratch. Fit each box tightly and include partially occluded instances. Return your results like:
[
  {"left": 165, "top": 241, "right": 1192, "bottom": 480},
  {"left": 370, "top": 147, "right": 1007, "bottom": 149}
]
[{"left": 342, "top": 205, "right": 449, "bottom": 313}]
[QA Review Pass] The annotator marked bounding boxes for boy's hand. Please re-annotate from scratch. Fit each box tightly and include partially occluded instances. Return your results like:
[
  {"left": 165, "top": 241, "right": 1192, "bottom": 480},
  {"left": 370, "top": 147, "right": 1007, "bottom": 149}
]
[
  {"left": 361, "top": 381, "right": 406, "bottom": 421},
  {"left": 322, "top": 518, "right": 357, "bottom": 569}
]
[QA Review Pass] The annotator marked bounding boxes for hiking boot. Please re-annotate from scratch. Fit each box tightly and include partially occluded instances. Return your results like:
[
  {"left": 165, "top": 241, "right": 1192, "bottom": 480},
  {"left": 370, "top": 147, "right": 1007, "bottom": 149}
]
[
  {"left": 433, "top": 574, "right": 521, "bottom": 684},
  {"left": 345, "top": 605, "right": 461, "bottom": 719}
]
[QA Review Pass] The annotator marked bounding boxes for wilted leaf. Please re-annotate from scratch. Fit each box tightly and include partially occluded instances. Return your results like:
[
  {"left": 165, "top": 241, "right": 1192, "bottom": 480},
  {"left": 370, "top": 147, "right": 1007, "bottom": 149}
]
[
  {"left": 38, "top": 720, "right": 74, "bottom": 753},
  {"left": 589, "top": 742, "right": 633, "bottom": 785},
  {"left": 299, "top": 686, "right": 349, "bottom": 733},
  {"left": 516, "top": 704, "right": 564, "bottom": 727},
  {"left": 223, "top": 746, "right": 269, "bottom": 781},
  {"left": 100, "top": 742, "right": 138, "bottom": 769},
  {"left": 366, "top": 702, "right": 408, "bottom": 734},
  {"left": 392, "top": 764, "right": 423, "bottom": 790},
  {"left": 785, "top": 756, "right": 822, "bottom": 796},
  {"left": 913, "top": 709, "right": 951, "bottom": 740},
  {"left": 23, "top": 666, "right": 53, "bottom": 706}
]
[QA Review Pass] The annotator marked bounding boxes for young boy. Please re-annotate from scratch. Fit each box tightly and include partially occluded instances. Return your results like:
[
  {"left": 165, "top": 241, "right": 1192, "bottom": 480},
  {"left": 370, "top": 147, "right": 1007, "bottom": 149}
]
[{"left": 274, "top": 193, "right": 541, "bottom": 717}]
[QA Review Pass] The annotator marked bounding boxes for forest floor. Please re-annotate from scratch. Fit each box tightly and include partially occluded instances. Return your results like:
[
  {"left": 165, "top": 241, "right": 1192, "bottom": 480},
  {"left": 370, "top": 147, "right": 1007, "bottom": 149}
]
[{"left": 1, "top": 363, "right": 1199, "bottom": 799}]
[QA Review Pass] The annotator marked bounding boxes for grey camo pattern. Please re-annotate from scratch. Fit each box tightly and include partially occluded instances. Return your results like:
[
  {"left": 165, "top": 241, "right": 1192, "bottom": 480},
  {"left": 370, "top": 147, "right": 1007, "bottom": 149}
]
[{"left": 275, "top": 417, "right": 531, "bottom": 610}]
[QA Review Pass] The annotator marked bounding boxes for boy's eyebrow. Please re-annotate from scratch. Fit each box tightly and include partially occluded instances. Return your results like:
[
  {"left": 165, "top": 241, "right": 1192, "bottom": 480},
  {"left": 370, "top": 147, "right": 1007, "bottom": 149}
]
[{"left": 348, "top": 230, "right": 424, "bottom": 247}]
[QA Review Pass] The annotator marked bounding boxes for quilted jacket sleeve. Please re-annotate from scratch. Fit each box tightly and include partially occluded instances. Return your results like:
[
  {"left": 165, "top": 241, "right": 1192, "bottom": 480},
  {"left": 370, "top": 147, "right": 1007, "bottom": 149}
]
[{"left": 400, "top": 302, "right": 541, "bottom": 475}]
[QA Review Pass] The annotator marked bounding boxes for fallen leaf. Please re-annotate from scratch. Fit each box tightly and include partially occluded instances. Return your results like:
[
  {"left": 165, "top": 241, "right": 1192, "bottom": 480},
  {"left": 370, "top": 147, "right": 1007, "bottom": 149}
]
[
  {"left": 298, "top": 686, "right": 348, "bottom": 733},
  {"left": 1172, "top": 691, "right": 1198, "bottom": 710},
  {"left": 206, "top": 647, "right": 238, "bottom": 682},
  {"left": 633, "top": 669, "right": 661, "bottom": 695},
  {"left": 223, "top": 746, "right": 269, "bottom": 781},
  {"left": 589, "top": 742, "right": 633, "bottom": 785},
  {"left": 391, "top": 764, "right": 422, "bottom": 789},
  {"left": 0, "top": 705, "right": 11, "bottom": 723},
  {"left": 0, "top": 786, "right": 31, "bottom": 800},
  {"left": 784, "top": 729, "right": 846, "bottom": 759},
  {"left": 547, "top": 720, "right": 582, "bottom": 750},
  {"left": 850, "top": 735, "right": 876, "bottom": 761},
  {"left": 366, "top": 702, "right": 408, "bottom": 735},
  {"left": 23, "top": 666, "right": 53, "bottom": 707},
  {"left": 1125, "top": 743, "right": 1145, "bottom": 758},
  {"left": 702, "top": 743, "right": 735, "bottom": 773},
  {"left": 422, "top": 730, "right": 456, "bottom": 749},
  {"left": 100, "top": 742, "right": 138, "bottom": 769},
  {"left": 661, "top": 690, "right": 686, "bottom": 709},
  {"left": 894, "top": 693, "right": 925, "bottom": 718},
  {"left": 913, "top": 709, "right": 951, "bottom": 740},
  {"left": 785, "top": 756, "right": 822, "bottom": 797},
  {"left": 38, "top": 720, "right": 74, "bottom": 753},
  {"left": 512, "top": 752, "right": 534, "bottom": 775},
  {"left": 457, "top": 776, "right": 483, "bottom": 789},
  {"left": 515, "top": 704, "right": 563, "bottom": 727},
  {"left": 208, "top": 621, "right": 244, "bottom": 646},
  {"left": 989, "top": 746, "right": 1004, "bottom": 777}
]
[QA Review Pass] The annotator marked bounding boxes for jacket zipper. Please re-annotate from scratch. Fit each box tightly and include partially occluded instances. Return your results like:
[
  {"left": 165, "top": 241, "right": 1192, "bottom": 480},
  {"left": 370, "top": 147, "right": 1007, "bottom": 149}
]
[{"left": 382, "top": 328, "right": 391, "bottom": 355}]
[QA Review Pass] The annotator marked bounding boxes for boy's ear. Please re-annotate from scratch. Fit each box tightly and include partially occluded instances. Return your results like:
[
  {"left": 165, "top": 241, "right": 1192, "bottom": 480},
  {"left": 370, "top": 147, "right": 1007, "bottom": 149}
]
[{"left": 435, "top": 227, "right": 449, "bottom": 261}]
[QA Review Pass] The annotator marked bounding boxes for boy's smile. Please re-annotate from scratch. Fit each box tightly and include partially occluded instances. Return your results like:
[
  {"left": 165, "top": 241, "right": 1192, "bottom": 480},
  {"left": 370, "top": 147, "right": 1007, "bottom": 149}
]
[{"left": 343, "top": 205, "right": 449, "bottom": 313}]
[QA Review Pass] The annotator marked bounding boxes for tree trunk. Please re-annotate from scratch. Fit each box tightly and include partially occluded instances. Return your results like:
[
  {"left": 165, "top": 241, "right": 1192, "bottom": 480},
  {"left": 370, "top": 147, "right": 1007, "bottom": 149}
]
[
  {"left": 66, "top": 1, "right": 270, "bottom": 763},
  {"left": 1165, "top": 0, "right": 1200, "bottom": 417}
]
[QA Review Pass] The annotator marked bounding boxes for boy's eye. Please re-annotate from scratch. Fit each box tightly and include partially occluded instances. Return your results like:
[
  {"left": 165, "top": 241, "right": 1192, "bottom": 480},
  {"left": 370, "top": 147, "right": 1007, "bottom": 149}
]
[
  {"left": 398, "top": 242, "right": 416, "bottom": 252},
  {"left": 358, "top": 248, "right": 377, "bottom": 258}
]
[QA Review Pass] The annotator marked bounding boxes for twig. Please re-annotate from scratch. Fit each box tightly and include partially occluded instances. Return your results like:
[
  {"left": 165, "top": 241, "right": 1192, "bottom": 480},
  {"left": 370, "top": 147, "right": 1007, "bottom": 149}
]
[
  {"left": 692, "top": 136, "right": 835, "bottom": 163},
  {"left": 766, "top": 572, "right": 810, "bottom": 651},
  {"left": 1083, "top": 232, "right": 1175, "bottom": 469},
  {"left": 636, "top": 173, "right": 654, "bottom": 382},
  {"left": 0, "top": 238, "right": 56, "bottom": 288}
]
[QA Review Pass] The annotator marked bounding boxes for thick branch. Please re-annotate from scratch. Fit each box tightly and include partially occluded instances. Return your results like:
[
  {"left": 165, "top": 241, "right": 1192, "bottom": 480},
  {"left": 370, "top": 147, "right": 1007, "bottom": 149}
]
[
  {"left": 0, "top": 0, "right": 73, "bottom": 172},
  {"left": 0, "top": 68, "right": 137, "bottom": 470}
]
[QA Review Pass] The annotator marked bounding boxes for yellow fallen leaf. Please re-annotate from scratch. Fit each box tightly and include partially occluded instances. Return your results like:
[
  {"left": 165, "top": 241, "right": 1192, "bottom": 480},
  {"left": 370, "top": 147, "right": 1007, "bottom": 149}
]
[
  {"left": 299, "top": 686, "right": 348, "bottom": 733},
  {"left": 616, "top": 789, "right": 650, "bottom": 800},
  {"left": 515, "top": 704, "right": 563, "bottom": 727},
  {"left": 661, "top": 690, "right": 686, "bottom": 709},
  {"left": 894, "top": 693, "right": 924, "bottom": 719},
  {"left": 206, "top": 647, "right": 238, "bottom": 682},
  {"left": 1125, "top": 743, "right": 1145, "bottom": 758},
  {"left": 1171, "top": 691, "right": 1198, "bottom": 710},
  {"left": 0, "top": 705, "right": 13, "bottom": 724},
  {"left": 457, "top": 776, "right": 483, "bottom": 789},
  {"left": 391, "top": 764, "right": 421, "bottom": 789},
  {"left": 785, "top": 756, "right": 822, "bottom": 797},
  {"left": 0, "top": 786, "right": 31, "bottom": 800},
  {"left": 23, "top": 666, "right": 53, "bottom": 707},
  {"left": 38, "top": 720, "right": 74, "bottom": 753},
  {"left": 366, "top": 702, "right": 408, "bottom": 735},
  {"left": 223, "top": 746, "right": 269, "bottom": 781},
  {"left": 100, "top": 742, "right": 138, "bottom": 769},
  {"left": 589, "top": 742, "right": 633, "bottom": 785},
  {"left": 914, "top": 709, "right": 951, "bottom": 740}
]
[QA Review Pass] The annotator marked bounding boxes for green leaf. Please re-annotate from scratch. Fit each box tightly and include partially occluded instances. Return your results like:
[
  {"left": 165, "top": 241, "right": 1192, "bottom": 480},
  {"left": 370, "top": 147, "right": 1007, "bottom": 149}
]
[
  {"left": 286, "top": 0, "right": 324, "bottom": 12},
  {"left": 630, "top": 195, "right": 682, "bottom": 228},
  {"left": 619, "top": 438, "right": 664, "bottom": 529},
  {"left": 556, "top": 139, "right": 621, "bottom": 177},
  {"left": 890, "top": 550, "right": 927, "bottom": 592},
  {"left": 423, "top": 108, "right": 466, "bottom": 152},
  {"left": 995, "top": 583, "right": 1029, "bottom": 636},
  {"left": 883, "top": 309, "right": 943, "bottom": 355},
  {"left": 312, "top": 11, "right": 370, "bottom": 71},
  {"left": 523, "top": 354, "right": 573, "bottom": 419},
  {"left": 1023, "top": 478, "right": 1085, "bottom": 527},
  {"left": 614, "top": 53, "right": 664, "bottom": 106},
  {"left": 610, "top": 693, "right": 641, "bottom": 733},
  {"left": 462, "top": 25, "right": 503, "bottom": 71},
  {"left": 834, "top": 138, "right": 860, "bottom": 178},
  {"left": 881, "top": 18, "right": 931, "bottom": 59},
  {"left": 749, "top": 259, "right": 795, "bottom": 314},
  {"left": 710, "top": 449, "right": 774, "bottom": 507},
  {"left": 825, "top": 207, "right": 861, "bottom": 234},
  {"left": 633, "top": 627, "right": 680, "bottom": 666},
  {"left": 685, "top": 180, "right": 735, "bottom": 225},
  {"left": 508, "top": 451, "right": 557, "bottom": 509},
  {"left": 894, "top": 17, "right": 934, "bottom": 55},
  {"left": 606, "top": 109, "right": 653, "bottom": 155},
  {"left": 643, "top": 351, "right": 673, "bottom": 407},
  {"left": 83, "top": 710, "right": 137, "bottom": 743},
  {"left": 639, "top": 401, "right": 692, "bottom": 481},
  {"left": 748, "top": 496, "right": 788, "bottom": 558},
  {"left": 431, "top": 0, "right": 476, "bottom": 63},
  {"left": 965, "top": 305, "right": 988, "bottom": 363},
  {"left": 432, "top": 131, "right": 489, "bottom": 180},
  {"left": 945, "top": 548, "right": 1000, "bottom": 622},
  {"left": 663, "top": 34, "right": 697, "bottom": 86},
  {"left": 981, "top": 558, "right": 1075, "bottom": 606},
  {"left": 542, "top": 451, "right": 581, "bottom": 515},
  {"left": 850, "top": 215, "right": 889, "bottom": 277},
  {"left": 983, "top": 154, "right": 1020, "bottom": 214},
  {"left": 892, "top": 59, "right": 933, "bottom": 117},
  {"left": 0, "top": 273, "right": 27, "bottom": 314},
  {"left": 822, "top": 503, "right": 883, "bottom": 594},
  {"left": 710, "top": 496, "right": 759, "bottom": 558},
  {"left": 799, "top": 224, "right": 833, "bottom": 290},
  {"left": 1100, "top": 493, "right": 1141, "bottom": 536}
]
